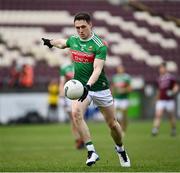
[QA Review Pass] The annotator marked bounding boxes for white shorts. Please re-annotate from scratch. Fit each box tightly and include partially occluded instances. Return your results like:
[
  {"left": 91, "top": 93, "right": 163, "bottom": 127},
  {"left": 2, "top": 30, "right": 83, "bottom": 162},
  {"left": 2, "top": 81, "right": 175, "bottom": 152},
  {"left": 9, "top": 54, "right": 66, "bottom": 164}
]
[
  {"left": 87, "top": 89, "right": 113, "bottom": 107},
  {"left": 60, "top": 97, "right": 72, "bottom": 112},
  {"left": 114, "top": 99, "right": 129, "bottom": 110},
  {"left": 156, "top": 100, "right": 175, "bottom": 112}
]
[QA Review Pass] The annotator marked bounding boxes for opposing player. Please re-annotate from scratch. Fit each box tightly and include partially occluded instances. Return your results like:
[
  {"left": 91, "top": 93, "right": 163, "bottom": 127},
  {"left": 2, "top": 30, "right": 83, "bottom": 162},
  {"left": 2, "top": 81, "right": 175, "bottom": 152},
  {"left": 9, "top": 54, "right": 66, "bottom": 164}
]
[
  {"left": 42, "top": 12, "right": 130, "bottom": 167},
  {"left": 152, "top": 62, "right": 179, "bottom": 136},
  {"left": 112, "top": 64, "right": 132, "bottom": 135},
  {"left": 59, "top": 55, "right": 84, "bottom": 149}
]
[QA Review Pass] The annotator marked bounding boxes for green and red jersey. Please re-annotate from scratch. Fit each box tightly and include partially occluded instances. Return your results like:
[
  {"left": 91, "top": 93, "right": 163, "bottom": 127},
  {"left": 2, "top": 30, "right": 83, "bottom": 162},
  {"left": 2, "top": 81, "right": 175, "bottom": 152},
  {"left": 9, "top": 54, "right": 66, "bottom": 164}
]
[
  {"left": 66, "top": 32, "right": 109, "bottom": 91},
  {"left": 112, "top": 73, "right": 131, "bottom": 99},
  {"left": 60, "top": 64, "right": 74, "bottom": 81}
]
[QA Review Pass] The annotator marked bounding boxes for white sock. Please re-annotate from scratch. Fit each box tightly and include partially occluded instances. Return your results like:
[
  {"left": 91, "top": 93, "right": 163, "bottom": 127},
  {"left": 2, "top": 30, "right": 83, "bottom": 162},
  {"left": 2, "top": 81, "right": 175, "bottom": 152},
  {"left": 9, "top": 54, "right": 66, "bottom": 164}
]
[
  {"left": 152, "top": 127, "right": 158, "bottom": 133},
  {"left": 116, "top": 145, "right": 124, "bottom": 152},
  {"left": 86, "top": 144, "right": 95, "bottom": 152}
]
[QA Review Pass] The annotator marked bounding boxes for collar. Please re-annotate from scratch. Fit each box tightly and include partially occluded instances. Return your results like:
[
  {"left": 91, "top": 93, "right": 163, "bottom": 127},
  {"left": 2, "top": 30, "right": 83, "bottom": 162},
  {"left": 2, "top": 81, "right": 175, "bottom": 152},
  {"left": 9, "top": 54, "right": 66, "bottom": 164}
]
[{"left": 79, "top": 32, "right": 94, "bottom": 42}]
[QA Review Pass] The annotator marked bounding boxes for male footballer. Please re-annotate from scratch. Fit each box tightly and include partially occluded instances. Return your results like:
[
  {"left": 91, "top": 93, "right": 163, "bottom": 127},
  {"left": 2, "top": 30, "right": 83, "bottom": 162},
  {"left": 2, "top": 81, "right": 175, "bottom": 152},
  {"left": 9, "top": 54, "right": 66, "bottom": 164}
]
[
  {"left": 42, "top": 12, "right": 130, "bottom": 167},
  {"left": 112, "top": 64, "right": 132, "bottom": 136},
  {"left": 152, "top": 62, "right": 179, "bottom": 136}
]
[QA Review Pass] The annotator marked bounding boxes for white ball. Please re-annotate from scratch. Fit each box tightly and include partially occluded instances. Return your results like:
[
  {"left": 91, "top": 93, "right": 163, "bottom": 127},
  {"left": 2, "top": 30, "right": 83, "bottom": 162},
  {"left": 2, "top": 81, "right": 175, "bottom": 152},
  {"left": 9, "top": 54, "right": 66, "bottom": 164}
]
[{"left": 64, "top": 79, "right": 84, "bottom": 100}]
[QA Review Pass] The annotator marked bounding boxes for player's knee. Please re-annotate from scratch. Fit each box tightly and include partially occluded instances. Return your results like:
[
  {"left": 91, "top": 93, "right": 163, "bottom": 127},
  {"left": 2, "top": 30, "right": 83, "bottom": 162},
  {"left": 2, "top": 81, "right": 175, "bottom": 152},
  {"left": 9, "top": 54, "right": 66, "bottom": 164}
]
[{"left": 156, "top": 112, "right": 163, "bottom": 118}]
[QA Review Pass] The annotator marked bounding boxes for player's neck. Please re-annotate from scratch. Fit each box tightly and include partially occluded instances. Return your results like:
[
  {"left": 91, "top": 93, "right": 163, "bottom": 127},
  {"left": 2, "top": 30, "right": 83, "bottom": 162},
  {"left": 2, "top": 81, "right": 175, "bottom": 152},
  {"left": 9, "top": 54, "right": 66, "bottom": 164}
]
[{"left": 79, "top": 32, "right": 94, "bottom": 42}]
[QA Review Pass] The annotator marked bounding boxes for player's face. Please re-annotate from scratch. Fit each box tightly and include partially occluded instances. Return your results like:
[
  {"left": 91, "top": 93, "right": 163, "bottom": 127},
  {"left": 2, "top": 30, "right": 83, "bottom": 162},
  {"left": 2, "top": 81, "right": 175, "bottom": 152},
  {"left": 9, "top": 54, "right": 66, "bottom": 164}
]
[
  {"left": 117, "top": 66, "right": 124, "bottom": 74},
  {"left": 74, "top": 20, "right": 92, "bottom": 40},
  {"left": 159, "top": 66, "right": 166, "bottom": 75}
]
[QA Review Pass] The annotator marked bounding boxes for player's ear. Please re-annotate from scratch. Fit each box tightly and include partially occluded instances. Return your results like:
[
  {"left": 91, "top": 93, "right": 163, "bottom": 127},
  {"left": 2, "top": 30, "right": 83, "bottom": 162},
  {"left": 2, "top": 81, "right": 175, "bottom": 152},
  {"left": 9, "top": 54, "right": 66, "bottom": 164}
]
[{"left": 89, "top": 22, "right": 92, "bottom": 28}]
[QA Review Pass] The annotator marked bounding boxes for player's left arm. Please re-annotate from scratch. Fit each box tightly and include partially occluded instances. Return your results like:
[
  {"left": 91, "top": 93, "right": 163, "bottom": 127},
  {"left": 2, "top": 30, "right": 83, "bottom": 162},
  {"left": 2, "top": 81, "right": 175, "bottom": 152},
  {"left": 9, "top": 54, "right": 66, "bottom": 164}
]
[
  {"left": 120, "top": 76, "right": 132, "bottom": 94},
  {"left": 125, "top": 84, "right": 132, "bottom": 93},
  {"left": 87, "top": 45, "right": 107, "bottom": 86},
  {"left": 78, "top": 45, "right": 106, "bottom": 102},
  {"left": 125, "top": 77, "right": 132, "bottom": 93},
  {"left": 167, "top": 77, "right": 179, "bottom": 96},
  {"left": 87, "top": 59, "right": 105, "bottom": 86},
  {"left": 172, "top": 83, "right": 179, "bottom": 95},
  {"left": 173, "top": 76, "right": 179, "bottom": 94}
]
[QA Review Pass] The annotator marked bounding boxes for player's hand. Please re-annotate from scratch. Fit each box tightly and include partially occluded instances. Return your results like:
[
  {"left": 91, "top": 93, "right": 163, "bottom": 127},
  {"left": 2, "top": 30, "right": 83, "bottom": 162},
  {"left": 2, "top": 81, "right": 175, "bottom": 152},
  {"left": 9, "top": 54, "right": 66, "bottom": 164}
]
[
  {"left": 166, "top": 90, "right": 174, "bottom": 97},
  {"left": 42, "top": 38, "right": 53, "bottom": 48},
  {"left": 78, "top": 85, "right": 91, "bottom": 102}
]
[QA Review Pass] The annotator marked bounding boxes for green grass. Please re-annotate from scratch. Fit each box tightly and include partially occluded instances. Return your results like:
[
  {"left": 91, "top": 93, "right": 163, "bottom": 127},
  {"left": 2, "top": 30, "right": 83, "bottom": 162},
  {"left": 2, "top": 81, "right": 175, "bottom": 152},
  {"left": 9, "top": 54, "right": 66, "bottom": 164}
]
[{"left": 0, "top": 121, "right": 179, "bottom": 172}]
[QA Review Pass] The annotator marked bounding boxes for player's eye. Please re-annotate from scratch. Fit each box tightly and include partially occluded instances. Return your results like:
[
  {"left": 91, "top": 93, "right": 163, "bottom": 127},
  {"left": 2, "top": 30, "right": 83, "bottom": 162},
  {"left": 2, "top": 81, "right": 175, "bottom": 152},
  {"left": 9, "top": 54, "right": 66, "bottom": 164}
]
[
  {"left": 76, "top": 27, "right": 80, "bottom": 30},
  {"left": 81, "top": 25, "right": 86, "bottom": 29},
  {"left": 76, "top": 26, "right": 86, "bottom": 30}
]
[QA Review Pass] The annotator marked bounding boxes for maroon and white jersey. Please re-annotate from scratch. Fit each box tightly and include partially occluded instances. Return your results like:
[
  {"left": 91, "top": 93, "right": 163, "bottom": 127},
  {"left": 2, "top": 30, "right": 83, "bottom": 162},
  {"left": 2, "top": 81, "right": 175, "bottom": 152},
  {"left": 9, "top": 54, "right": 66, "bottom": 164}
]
[{"left": 157, "top": 73, "right": 176, "bottom": 100}]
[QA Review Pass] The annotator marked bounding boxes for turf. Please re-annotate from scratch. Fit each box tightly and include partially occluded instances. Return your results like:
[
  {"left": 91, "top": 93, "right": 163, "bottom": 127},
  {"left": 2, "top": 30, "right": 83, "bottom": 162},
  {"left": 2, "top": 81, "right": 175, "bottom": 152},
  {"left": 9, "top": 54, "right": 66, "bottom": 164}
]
[{"left": 0, "top": 121, "right": 179, "bottom": 172}]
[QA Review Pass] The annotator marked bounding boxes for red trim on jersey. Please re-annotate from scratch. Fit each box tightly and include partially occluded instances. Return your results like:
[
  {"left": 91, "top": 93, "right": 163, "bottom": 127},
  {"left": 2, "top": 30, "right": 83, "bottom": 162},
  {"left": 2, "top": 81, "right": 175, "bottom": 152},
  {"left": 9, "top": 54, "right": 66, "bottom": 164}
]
[
  {"left": 70, "top": 49, "right": 95, "bottom": 63},
  {"left": 102, "top": 40, "right": 108, "bottom": 47}
]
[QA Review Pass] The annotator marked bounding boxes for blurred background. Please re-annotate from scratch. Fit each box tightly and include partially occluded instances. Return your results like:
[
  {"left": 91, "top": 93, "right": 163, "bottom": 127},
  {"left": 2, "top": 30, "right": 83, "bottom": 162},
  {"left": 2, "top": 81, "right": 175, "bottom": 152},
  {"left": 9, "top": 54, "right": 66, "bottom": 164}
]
[{"left": 0, "top": 0, "right": 180, "bottom": 125}]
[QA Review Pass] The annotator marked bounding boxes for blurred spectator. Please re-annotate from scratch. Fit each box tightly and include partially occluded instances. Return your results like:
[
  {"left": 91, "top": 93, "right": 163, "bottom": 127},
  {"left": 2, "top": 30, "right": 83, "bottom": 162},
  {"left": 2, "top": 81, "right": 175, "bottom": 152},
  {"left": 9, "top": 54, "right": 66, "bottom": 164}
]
[
  {"left": 47, "top": 79, "right": 59, "bottom": 122},
  {"left": 19, "top": 64, "right": 34, "bottom": 88},
  {"left": 8, "top": 60, "right": 22, "bottom": 88},
  {"left": 111, "top": 64, "right": 132, "bottom": 136}
]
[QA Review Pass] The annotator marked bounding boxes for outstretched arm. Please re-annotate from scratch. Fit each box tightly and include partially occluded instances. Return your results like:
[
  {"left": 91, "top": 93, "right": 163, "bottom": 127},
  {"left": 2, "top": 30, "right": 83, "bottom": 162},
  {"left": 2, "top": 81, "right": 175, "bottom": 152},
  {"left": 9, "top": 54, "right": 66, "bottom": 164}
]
[
  {"left": 42, "top": 38, "right": 67, "bottom": 49},
  {"left": 50, "top": 39, "right": 67, "bottom": 49}
]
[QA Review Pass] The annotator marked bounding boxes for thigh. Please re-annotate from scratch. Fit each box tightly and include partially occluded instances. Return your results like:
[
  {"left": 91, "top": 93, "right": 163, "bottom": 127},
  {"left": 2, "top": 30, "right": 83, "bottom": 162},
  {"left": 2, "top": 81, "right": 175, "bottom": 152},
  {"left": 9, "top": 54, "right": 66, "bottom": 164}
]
[
  {"left": 72, "top": 98, "right": 90, "bottom": 116},
  {"left": 166, "top": 100, "right": 175, "bottom": 113},
  {"left": 155, "top": 101, "right": 165, "bottom": 117},
  {"left": 92, "top": 89, "right": 113, "bottom": 107},
  {"left": 156, "top": 100, "right": 165, "bottom": 112},
  {"left": 99, "top": 104, "right": 116, "bottom": 122}
]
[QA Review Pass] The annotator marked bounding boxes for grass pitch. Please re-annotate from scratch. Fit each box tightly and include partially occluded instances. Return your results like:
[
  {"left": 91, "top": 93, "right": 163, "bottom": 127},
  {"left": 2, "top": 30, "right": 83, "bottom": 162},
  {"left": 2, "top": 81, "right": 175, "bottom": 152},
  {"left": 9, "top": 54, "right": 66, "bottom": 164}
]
[{"left": 0, "top": 120, "right": 180, "bottom": 172}]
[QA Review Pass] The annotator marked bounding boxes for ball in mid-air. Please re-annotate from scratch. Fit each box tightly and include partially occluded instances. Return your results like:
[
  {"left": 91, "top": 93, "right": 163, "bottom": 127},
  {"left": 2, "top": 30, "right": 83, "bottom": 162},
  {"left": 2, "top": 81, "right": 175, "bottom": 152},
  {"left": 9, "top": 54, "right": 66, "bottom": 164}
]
[{"left": 64, "top": 79, "right": 84, "bottom": 100}]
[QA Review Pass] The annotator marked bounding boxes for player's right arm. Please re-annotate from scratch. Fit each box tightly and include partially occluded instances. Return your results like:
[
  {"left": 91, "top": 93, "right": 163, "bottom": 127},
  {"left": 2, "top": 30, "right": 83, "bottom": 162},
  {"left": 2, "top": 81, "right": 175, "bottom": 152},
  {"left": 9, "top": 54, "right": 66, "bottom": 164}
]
[
  {"left": 155, "top": 90, "right": 160, "bottom": 101},
  {"left": 42, "top": 38, "right": 67, "bottom": 49},
  {"left": 51, "top": 39, "right": 67, "bottom": 49}
]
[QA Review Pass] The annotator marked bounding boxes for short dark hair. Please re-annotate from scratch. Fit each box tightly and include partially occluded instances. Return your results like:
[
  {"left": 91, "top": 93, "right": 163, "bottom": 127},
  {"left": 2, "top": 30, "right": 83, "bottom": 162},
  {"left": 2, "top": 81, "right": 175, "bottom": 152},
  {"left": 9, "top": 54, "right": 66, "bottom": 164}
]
[
  {"left": 160, "top": 62, "right": 167, "bottom": 68},
  {"left": 74, "top": 12, "right": 91, "bottom": 23}
]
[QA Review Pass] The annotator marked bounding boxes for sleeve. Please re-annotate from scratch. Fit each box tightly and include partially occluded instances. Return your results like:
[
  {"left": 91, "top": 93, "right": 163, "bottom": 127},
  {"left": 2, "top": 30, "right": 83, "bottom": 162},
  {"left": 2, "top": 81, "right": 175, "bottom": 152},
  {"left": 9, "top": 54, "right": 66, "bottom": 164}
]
[
  {"left": 95, "top": 45, "right": 107, "bottom": 60},
  {"left": 60, "top": 67, "right": 65, "bottom": 77},
  {"left": 171, "top": 75, "right": 176, "bottom": 88},
  {"left": 59, "top": 68, "right": 61, "bottom": 76},
  {"left": 66, "top": 37, "right": 71, "bottom": 48},
  {"left": 153, "top": 76, "right": 159, "bottom": 88}
]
